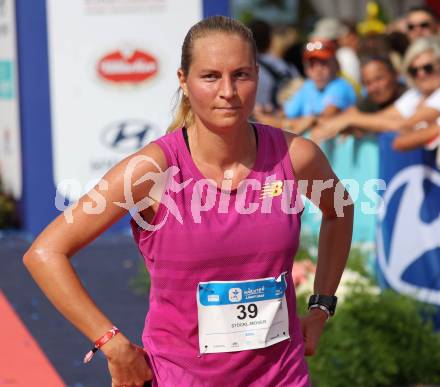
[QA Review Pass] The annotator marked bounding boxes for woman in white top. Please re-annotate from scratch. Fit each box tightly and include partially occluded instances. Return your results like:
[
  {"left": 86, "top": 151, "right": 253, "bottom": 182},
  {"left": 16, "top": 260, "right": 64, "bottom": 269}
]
[{"left": 313, "top": 36, "right": 440, "bottom": 140}]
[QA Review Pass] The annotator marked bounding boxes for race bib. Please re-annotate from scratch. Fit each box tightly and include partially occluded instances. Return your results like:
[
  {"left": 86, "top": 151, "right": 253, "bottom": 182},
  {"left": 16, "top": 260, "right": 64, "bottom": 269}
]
[{"left": 197, "top": 273, "right": 290, "bottom": 354}]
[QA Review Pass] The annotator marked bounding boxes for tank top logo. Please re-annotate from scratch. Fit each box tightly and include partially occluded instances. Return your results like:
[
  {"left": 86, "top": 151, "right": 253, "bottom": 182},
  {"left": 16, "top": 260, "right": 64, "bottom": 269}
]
[{"left": 260, "top": 180, "right": 284, "bottom": 199}]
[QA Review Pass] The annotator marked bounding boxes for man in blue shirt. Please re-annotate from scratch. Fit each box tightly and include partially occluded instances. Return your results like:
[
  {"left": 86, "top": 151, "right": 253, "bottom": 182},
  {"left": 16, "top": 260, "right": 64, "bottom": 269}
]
[
  {"left": 254, "top": 39, "right": 356, "bottom": 133},
  {"left": 284, "top": 39, "right": 356, "bottom": 126}
]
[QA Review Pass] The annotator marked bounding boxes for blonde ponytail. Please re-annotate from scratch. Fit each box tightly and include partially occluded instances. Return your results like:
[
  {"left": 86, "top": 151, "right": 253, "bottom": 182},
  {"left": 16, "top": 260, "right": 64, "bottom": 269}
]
[{"left": 167, "top": 91, "right": 194, "bottom": 133}]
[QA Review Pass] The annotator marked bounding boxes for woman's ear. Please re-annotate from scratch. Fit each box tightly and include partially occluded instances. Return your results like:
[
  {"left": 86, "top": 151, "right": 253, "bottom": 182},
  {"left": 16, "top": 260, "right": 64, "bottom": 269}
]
[{"left": 177, "top": 68, "right": 188, "bottom": 97}]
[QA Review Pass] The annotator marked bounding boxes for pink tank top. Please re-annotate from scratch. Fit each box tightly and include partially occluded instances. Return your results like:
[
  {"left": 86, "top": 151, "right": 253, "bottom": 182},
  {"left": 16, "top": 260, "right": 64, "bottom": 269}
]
[{"left": 131, "top": 124, "right": 310, "bottom": 386}]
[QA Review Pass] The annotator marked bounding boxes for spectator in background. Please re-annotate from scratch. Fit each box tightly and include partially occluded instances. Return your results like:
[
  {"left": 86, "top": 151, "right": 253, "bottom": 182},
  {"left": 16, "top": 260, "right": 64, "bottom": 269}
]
[
  {"left": 406, "top": 5, "right": 439, "bottom": 42},
  {"left": 312, "top": 56, "right": 405, "bottom": 141},
  {"left": 355, "top": 56, "right": 406, "bottom": 113},
  {"left": 313, "top": 37, "right": 440, "bottom": 141},
  {"left": 254, "top": 39, "right": 356, "bottom": 134},
  {"left": 310, "top": 17, "right": 361, "bottom": 88},
  {"left": 248, "top": 19, "right": 299, "bottom": 110}
]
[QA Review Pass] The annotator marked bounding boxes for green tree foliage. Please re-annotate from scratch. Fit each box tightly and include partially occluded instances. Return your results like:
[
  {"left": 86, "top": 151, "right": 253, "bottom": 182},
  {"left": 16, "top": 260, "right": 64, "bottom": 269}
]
[{"left": 306, "top": 290, "right": 440, "bottom": 387}]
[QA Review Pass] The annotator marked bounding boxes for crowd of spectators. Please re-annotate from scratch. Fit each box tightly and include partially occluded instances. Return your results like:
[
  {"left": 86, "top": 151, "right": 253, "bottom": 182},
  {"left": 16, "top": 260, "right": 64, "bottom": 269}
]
[{"left": 248, "top": 4, "right": 440, "bottom": 244}]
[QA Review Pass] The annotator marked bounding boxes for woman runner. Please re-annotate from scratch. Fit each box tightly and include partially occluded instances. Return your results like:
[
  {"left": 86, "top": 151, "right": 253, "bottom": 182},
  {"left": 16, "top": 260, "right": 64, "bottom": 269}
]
[{"left": 24, "top": 16, "right": 353, "bottom": 386}]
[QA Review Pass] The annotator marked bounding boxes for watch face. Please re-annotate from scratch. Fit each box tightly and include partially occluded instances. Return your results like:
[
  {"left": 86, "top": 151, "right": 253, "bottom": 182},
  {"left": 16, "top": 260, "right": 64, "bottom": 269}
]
[{"left": 308, "top": 295, "right": 338, "bottom": 314}]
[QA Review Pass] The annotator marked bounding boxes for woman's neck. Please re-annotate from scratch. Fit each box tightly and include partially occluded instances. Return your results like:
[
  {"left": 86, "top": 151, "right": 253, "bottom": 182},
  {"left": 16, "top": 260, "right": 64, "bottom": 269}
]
[{"left": 187, "top": 119, "right": 257, "bottom": 172}]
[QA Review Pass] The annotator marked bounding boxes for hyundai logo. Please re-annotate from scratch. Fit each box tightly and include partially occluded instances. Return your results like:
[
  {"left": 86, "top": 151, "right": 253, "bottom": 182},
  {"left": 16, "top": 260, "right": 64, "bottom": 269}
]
[{"left": 100, "top": 120, "right": 157, "bottom": 153}]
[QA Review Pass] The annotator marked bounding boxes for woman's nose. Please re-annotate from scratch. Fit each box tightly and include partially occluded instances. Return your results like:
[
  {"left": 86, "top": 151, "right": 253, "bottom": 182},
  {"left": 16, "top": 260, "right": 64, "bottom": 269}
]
[{"left": 219, "top": 76, "right": 236, "bottom": 99}]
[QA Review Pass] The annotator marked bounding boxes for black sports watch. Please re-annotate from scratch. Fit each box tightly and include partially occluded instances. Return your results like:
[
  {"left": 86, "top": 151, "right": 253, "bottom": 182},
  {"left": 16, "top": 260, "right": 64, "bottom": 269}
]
[{"left": 308, "top": 294, "right": 338, "bottom": 316}]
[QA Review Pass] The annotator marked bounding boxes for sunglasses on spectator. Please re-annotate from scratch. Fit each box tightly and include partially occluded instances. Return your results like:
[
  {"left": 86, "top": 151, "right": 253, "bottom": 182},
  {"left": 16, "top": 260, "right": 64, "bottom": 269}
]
[
  {"left": 407, "top": 21, "right": 432, "bottom": 30},
  {"left": 408, "top": 62, "right": 437, "bottom": 78}
]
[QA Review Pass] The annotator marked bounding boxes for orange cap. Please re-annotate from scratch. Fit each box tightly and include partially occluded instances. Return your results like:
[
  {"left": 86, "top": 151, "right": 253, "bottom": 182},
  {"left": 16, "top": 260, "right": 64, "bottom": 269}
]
[{"left": 303, "top": 39, "right": 336, "bottom": 61}]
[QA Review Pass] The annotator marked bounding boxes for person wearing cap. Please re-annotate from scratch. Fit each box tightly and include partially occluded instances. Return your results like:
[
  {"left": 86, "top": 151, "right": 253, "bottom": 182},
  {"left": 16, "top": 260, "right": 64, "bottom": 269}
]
[
  {"left": 284, "top": 39, "right": 356, "bottom": 128},
  {"left": 253, "top": 38, "right": 356, "bottom": 134},
  {"left": 310, "top": 17, "right": 361, "bottom": 87}
]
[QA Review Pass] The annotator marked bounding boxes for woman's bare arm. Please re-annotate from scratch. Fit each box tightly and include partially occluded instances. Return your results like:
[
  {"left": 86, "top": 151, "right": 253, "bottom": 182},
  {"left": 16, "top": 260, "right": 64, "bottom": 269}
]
[
  {"left": 253, "top": 107, "right": 316, "bottom": 134},
  {"left": 313, "top": 103, "right": 440, "bottom": 143},
  {"left": 23, "top": 143, "right": 167, "bottom": 383},
  {"left": 319, "top": 104, "right": 341, "bottom": 118},
  {"left": 398, "top": 107, "right": 440, "bottom": 132},
  {"left": 343, "top": 105, "right": 405, "bottom": 132},
  {"left": 287, "top": 134, "right": 353, "bottom": 295},
  {"left": 285, "top": 132, "right": 354, "bottom": 355},
  {"left": 393, "top": 124, "right": 440, "bottom": 151}
]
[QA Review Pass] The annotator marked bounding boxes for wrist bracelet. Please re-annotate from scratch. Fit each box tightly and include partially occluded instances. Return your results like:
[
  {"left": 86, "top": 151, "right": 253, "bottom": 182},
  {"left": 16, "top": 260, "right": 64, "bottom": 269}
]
[
  {"left": 308, "top": 304, "right": 331, "bottom": 320},
  {"left": 308, "top": 294, "right": 337, "bottom": 315},
  {"left": 83, "top": 326, "right": 120, "bottom": 364}
]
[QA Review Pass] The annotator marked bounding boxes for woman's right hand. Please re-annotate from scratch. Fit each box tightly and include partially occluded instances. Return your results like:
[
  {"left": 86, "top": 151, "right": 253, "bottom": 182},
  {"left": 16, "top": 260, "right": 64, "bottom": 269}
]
[{"left": 102, "top": 335, "right": 153, "bottom": 387}]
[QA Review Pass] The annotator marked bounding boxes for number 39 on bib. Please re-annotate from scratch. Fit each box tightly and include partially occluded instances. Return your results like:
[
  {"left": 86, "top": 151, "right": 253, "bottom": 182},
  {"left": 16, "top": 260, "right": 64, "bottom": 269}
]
[{"left": 196, "top": 273, "right": 290, "bottom": 354}]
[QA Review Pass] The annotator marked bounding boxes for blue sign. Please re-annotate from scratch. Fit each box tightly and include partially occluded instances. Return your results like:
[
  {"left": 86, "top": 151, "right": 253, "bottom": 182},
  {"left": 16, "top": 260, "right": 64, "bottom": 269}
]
[
  {"left": 376, "top": 132, "right": 440, "bottom": 327},
  {"left": 198, "top": 274, "right": 287, "bottom": 306}
]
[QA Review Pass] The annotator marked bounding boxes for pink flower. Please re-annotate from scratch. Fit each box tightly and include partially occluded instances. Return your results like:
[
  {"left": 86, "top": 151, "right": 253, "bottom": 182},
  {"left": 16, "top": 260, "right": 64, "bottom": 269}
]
[{"left": 292, "top": 259, "right": 316, "bottom": 287}]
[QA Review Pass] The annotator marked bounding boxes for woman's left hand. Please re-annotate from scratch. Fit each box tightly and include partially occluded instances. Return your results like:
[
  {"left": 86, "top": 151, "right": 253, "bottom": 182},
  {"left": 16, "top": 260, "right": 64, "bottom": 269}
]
[{"left": 299, "top": 309, "right": 328, "bottom": 356}]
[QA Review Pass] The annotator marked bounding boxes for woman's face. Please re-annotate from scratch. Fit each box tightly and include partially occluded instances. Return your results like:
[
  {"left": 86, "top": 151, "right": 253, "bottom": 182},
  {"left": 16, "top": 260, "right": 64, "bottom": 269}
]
[
  {"left": 178, "top": 33, "right": 258, "bottom": 132},
  {"left": 409, "top": 50, "right": 440, "bottom": 95},
  {"left": 361, "top": 61, "right": 398, "bottom": 106}
]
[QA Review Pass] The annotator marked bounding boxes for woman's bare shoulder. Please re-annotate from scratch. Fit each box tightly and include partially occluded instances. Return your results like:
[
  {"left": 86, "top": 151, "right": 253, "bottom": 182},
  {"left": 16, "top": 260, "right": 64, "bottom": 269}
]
[
  {"left": 282, "top": 131, "right": 335, "bottom": 181},
  {"left": 283, "top": 131, "right": 321, "bottom": 163},
  {"left": 115, "top": 141, "right": 168, "bottom": 174}
]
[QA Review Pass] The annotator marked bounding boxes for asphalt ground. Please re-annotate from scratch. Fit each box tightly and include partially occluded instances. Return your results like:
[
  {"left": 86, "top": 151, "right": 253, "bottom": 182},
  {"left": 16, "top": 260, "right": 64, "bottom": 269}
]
[{"left": 0, "top": 232, "right": 150, "bottom": 387}]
